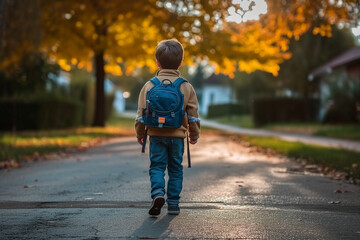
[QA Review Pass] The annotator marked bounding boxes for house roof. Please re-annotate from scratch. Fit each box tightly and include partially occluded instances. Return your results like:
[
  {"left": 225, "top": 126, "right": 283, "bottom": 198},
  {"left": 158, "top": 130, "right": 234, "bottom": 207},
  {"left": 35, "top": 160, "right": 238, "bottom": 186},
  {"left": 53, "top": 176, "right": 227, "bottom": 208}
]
[
  {"left": 204, "top": 73, "right": 231, "bottom": 85},
  {"left": 309, "top": 46, "right": 360, "bottom": 79}
]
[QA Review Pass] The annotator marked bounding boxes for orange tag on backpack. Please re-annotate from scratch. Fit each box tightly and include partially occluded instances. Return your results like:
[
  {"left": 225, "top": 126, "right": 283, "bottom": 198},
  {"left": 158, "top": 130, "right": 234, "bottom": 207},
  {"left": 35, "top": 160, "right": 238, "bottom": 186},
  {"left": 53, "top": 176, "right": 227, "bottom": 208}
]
[{"left": 158, "top": 117, "right": 165, "bottom": 123}]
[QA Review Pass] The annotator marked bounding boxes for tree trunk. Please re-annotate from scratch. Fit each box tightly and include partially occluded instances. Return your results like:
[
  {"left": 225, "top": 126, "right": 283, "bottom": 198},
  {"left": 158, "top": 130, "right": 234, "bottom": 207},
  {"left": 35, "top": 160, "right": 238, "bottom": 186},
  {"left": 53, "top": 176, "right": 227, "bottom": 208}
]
[{"left": 92, "top": 50, "right": 105, "bottom": 127}]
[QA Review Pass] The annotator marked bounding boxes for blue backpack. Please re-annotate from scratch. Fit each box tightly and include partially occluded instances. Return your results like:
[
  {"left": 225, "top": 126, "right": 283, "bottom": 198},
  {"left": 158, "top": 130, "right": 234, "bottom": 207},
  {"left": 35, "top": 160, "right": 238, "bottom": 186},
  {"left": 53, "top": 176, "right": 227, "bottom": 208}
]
[{"left": 142, "top": 77, "right": 187, "bottom": 128}]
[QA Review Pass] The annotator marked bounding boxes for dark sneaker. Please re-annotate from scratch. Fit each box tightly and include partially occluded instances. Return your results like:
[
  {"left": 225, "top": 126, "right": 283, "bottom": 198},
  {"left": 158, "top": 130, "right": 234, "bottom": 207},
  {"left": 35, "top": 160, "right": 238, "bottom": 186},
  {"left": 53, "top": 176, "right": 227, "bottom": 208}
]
[
  {"left": 167, "top": 205, "right": 180, "bottom": 215},
  {"left": 148, "top": 196, "right": 165, "bottom": 216}
]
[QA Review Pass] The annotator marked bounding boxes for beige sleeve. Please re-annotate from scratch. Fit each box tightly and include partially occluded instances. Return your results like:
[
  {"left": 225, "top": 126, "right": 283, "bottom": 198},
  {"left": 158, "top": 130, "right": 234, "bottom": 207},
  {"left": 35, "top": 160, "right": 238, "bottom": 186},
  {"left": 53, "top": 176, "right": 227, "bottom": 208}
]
[
  {"left": 134, "top": 83, "right": 148, "bottom": 138},
  {"left": 186, "top": 84, "right": 201, "bottom": 140}
]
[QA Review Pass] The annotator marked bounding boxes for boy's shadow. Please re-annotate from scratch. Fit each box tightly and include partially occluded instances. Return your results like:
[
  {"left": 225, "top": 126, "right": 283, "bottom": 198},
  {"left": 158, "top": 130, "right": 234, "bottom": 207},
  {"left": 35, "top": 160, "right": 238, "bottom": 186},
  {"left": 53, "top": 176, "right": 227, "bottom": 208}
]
[{"left": 131, "top": 214, "right": 176, "bottom": 239}]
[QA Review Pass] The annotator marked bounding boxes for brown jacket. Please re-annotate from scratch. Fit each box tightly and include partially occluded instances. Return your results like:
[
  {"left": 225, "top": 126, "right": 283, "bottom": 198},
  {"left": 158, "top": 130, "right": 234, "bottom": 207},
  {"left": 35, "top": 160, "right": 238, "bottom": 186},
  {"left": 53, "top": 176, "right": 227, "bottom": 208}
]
[{"left": 135, "top": 69, "right": 200, "bottom": 140}]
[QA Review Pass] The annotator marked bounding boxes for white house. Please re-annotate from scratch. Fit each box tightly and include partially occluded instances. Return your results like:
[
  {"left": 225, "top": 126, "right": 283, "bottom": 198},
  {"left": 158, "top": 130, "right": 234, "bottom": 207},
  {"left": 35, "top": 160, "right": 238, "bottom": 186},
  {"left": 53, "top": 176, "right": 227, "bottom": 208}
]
[
  {"left": 199, "top": 73, "right": 236, "bottom": 116},
  {"left": 113, "top": 90, "right": 126, "bottom": 114},
  {"left": 104, "top": 79, "right": 127, "bottom": 114}
]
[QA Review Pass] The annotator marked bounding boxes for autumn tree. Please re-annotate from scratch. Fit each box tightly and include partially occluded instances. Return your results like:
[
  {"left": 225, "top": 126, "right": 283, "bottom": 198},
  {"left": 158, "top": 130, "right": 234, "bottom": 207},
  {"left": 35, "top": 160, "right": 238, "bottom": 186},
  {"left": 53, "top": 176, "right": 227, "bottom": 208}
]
[
  {"left": 225, "top": 0, "right": 358, "bottom": 119},
  {"left": 0, "top": 0, "right": 42, "bottom": 75},
  {"left": 2, "top": 0, "right": 359, "bottom": 126},
  {"left": 0, "top": 0, "right": 62, "bottom": 97},
  {"left": 220, "top": 0, "right": 359, "bottom": 77},
  {"left": 39, "top": 1, "right": 154, "bottom": 126},
  {"left": 38, "top": 0, "right": 245, "bottom": 126}
]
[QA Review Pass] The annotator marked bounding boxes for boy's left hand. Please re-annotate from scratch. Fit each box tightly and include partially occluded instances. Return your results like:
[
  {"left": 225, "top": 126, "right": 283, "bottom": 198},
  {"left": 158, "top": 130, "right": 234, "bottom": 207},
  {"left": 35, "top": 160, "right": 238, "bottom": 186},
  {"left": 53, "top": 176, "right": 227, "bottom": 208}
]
[{"left": 137, "top": 137, "right": 144, "bottom": 145}]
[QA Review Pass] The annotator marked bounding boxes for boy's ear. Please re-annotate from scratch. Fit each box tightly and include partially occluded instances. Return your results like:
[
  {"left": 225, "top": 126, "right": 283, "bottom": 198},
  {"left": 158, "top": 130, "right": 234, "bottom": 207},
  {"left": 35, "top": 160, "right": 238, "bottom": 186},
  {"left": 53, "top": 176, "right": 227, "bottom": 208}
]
[
  {"left": 178, "top": 61, "right": 182, "bottom": 69},
  {"left": 156, "top": 60, "right": 162, "bottom": 69}
]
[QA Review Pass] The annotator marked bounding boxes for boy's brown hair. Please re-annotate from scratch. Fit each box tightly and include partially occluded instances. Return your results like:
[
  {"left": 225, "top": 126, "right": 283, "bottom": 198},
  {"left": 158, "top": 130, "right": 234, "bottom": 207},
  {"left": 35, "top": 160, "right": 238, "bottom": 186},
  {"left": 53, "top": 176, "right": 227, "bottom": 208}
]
[{"left": 155, "top": 39, "right": 183, "bottom": 69}]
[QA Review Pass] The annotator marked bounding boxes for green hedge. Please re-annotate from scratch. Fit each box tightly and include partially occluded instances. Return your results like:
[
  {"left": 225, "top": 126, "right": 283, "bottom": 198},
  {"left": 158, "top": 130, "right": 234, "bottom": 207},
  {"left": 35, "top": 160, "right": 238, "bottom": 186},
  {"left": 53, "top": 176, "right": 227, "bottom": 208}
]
[
  {"left": 252, "top": 97, "right": 319, "bottom": 126},
  {"left": 323, "top": 99, "right": 358, "bottom": 124},
  {"left": 0, "top": 95, "right": 83, "bottom": 131},
  {"left": 207, "top": 103, "right": 244, "bottom": 118}
]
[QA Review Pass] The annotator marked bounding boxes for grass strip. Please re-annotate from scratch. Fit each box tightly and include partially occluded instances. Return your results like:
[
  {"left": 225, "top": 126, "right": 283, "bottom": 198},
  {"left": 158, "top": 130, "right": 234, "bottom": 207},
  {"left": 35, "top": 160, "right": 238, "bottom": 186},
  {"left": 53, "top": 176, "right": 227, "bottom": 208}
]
[
  {"left": 0, "top": 116, "right": 135, "bottom": 162},
  {"left": 314, "top": 126, "right": 360, "bottom": 141},
  {"left": 212, "top": 114, "right": 360, "bottom": 141},
  {"left": 241, "top": 135, "right": 360, "bottom": 179}
]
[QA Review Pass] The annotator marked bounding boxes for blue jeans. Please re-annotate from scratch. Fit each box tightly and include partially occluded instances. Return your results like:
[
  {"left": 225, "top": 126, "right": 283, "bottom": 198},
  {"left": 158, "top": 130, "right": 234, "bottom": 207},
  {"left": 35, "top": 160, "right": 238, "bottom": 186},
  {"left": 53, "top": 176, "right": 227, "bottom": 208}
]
[{"left": 149, "top": 136, "right": 184, "bottom": 206}]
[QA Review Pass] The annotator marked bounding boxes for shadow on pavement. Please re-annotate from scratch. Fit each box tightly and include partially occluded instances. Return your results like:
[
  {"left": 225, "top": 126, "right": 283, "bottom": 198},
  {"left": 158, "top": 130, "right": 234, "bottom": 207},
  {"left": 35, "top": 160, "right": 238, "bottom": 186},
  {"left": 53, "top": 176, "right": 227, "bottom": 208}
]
[{"left": 131, "top": 214, "right": 176, "bottom": 239}]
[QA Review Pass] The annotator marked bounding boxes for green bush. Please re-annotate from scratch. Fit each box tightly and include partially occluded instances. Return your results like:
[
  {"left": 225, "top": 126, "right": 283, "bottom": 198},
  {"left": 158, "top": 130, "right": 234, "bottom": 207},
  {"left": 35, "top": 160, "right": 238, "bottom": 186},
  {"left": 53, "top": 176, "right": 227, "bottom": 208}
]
[
  {"left": 323, "top": 99, "right": 358, "bottom": 124},
  {"left": 252, "top": 97, "right": 319, "bottom": 126},
  {"left": 207, "top": 103, "right": 244, "bottom": 118},
  {"left": 0, "top": 95, "right": 83, "bottom": 131}
]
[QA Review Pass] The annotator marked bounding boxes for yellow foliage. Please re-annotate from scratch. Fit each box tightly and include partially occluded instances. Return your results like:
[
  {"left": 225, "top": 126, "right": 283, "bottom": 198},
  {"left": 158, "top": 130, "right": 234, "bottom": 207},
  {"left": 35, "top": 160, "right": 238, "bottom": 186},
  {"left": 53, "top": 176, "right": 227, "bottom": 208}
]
[
  {"left": 313, "top": 24, "right": 332, "bottom": 37},
  {"left": 105, "top": 63, "right": 123, "bottom": 76},
  {"left": 77, "top": 61, "right": 85, "bottom": 69},
  {"left": 34, "top": 0, "right": 357, "bottom": 80},
  {"left": 210, "top": 61, "right": 221, "bottom": 75},
  {"left": 217, "top": 0, "right": 357, "bottom": 77},
  {"left": 145, "top": 59, "right": 158, "bottom": 72},
  {"left": 71, "top": 58, "right": 78, "bottom": 65},
  {"left": 58, "top": 59, "right": 71, "bottom": 71},
  {"left": 86, "top": 62, "right": 92, "bottom": 72},
  {"left": 221, "top": 58, "right": 236, "bottom": 78},
  {"left": 75, "top": 21, "right": 83, "bottom": 28},
  {"left": 126, "top": 65, "right": 135, "bottom": 76}
]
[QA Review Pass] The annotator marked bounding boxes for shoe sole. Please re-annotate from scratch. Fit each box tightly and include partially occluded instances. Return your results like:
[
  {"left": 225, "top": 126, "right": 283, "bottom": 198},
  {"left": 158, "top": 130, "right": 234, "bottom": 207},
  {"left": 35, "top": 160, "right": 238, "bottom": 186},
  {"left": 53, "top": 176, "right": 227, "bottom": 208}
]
[
  {"left": 167, "top": 210, "right": 180, "bottom": 215},
  {"left": 149, "top": 197, "right": 165, "bottom": 216}
]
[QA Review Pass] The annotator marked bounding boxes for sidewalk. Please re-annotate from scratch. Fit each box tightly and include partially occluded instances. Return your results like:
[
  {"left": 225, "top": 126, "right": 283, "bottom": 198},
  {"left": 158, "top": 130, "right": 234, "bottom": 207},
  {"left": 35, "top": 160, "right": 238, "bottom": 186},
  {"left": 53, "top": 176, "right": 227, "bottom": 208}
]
[{"left": 201, "top": 119, "right": 360, "bottom": 152}]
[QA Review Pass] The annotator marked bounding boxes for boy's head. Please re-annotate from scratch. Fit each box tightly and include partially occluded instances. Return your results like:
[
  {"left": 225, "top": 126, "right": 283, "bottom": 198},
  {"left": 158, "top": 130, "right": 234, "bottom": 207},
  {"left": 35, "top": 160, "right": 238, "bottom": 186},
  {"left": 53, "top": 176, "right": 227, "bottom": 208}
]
[{"left": 155, "top": 39, "right": 183, "bottom": 70}]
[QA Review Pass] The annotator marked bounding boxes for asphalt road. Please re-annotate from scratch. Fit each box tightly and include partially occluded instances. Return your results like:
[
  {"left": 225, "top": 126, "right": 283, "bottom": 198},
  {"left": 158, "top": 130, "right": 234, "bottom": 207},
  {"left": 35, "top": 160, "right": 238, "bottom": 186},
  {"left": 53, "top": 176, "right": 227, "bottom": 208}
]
[{"left": 1, "top": 133, "right": 360, "bottom": 239}]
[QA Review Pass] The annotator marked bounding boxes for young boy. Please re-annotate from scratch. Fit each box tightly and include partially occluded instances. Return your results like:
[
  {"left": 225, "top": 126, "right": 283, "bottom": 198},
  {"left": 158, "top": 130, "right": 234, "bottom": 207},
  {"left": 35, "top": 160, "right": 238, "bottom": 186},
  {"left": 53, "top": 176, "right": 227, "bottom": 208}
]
[{"left": 135, "top": 39, "right": 200, "bottom": 216}]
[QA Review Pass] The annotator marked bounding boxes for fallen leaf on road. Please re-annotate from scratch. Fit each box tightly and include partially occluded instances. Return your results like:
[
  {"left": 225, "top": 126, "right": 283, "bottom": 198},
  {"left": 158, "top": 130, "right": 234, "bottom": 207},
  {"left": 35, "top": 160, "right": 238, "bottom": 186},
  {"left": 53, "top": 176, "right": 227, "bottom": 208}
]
[
  {"left": 33, "top": 152, "right": 40, "bottom": 159},
  {"left": 335, "top": 189, "right": 342, "bottom": 193},
  {"left": 0, "top": 160, "right": 20, "bottom": 169},
  {"left": 20, "top": 155, "right": 31, "bottom": 161},
  {"left": 23, "top": 185, "right": 29, "bottom": 188},
  {"left": 305, "top": 164, "right": 317, "bottom": 169},
  {"left": 43, "top": 154, "right": 52, "bottom": 160}
]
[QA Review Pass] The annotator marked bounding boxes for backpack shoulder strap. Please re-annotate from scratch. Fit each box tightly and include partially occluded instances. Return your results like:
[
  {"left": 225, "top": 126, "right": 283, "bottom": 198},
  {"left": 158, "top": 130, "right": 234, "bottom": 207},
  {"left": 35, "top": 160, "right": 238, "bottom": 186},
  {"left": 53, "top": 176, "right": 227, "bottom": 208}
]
[
  {"left": 150, "top": 77, "right": 160, "bottom": 86},
  {"left": 173, "top": 77, "right": 188, "bottom": 88}
]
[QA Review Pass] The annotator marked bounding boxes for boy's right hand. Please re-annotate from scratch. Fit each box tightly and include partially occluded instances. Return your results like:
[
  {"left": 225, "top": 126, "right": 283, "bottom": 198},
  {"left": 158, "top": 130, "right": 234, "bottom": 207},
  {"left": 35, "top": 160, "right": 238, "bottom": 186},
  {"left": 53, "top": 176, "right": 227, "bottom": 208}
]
[
  {"left": 137, "top": 137, "right": 144, "bottom": 145},
  {"left": 190, "top": 138, "right": 198, "bottom": 144}
]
